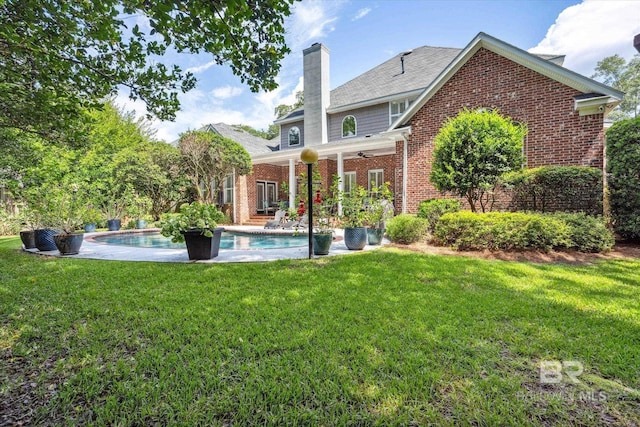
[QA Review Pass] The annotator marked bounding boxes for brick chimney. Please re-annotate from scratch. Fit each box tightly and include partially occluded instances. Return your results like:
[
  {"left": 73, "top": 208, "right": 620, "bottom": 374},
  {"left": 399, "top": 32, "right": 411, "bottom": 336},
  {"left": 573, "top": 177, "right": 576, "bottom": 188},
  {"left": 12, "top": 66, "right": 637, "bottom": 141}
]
[
  {"left": 635, "top": 33, "right": 640, "bottom": 53},
  {"left": 303, "top": 43, "right": 330, "bottom": 146}
]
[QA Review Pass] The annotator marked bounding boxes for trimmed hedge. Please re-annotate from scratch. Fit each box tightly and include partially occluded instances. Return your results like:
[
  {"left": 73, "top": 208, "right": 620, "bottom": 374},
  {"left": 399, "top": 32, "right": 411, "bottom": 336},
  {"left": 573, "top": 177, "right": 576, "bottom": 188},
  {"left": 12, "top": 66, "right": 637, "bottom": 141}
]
[
  {"left": 434, "top": 211, "right": 613, "bottom": 253},
  {"left": 417, "top": 198, "right": 461, "bottom": 232},
  {"left": 501, "top": 166, "right": 602, "bottom": 214},
  {"left": 606, "top": 117, "right": 640, "bottom": 240},
  {"left": 385, "top": 214, "right": 428, "bottom": 244}
]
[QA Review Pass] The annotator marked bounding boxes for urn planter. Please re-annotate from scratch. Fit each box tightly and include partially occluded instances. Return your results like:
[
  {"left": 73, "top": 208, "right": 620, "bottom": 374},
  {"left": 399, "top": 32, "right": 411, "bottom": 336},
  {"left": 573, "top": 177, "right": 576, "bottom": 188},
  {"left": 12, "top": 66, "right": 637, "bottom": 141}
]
[
  {"left": 34, "top": 228, "right": 59, "bottom": 251},
  {"left": 53, "top": 233, "right": 84, "bottom": 255},
  {"left": 84, "top": 223, "right": 97, "bottom": 233},
  {"left": 344, "top": 227, "right": 367, "bottom": 250},
  {"left": 107, "top": 219, "right": 121, "bottom": 231},
  {"left": 366, "top": 227, "right": 384, "bottom": 245},
  {"left": 312, "top": 232, "right": 333, "bottom": 255},
  {"left": 182, "top": 227, "right": 225, "bottom": 260},
  {"left": 20, "top": 230, "right": 37, "bottom": 249}
]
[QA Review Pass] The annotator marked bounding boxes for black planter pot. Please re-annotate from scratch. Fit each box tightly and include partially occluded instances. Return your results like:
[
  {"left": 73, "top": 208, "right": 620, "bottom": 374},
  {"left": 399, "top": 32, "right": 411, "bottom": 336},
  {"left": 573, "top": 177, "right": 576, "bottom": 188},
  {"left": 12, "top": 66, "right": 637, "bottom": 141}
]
[
  {"left": 53, "top": 233, "right": 84, "bottom": 255},
  {"left": 366, "top": 227, "right": 384, "bottom": 246},
  {"left": 84, "top": 223, "right": 97, "bottom": 233},
  {"left": 20, "top": 230, "right": 36, "bottom": 249},
  {"left": 344, "top": 227, "right": 367, "bottom": 250},
  {"left": 182, "top": 227, "right": 225, "bottom": 260},
  {"left": 34, "top": 228, "right": 59, "bottom": 251},
  {"left": 313, "top": 232, "right": 333, "bottom": 255},
  {"left": 107, "top": 219, "right": 121, "bottom": 231}
]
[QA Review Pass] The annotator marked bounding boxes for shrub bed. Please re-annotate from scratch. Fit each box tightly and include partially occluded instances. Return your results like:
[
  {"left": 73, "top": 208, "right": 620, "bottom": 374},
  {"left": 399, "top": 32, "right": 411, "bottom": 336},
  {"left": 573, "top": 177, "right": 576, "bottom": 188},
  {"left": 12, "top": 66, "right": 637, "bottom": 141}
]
[
  {"left": 417, "top": 198, "right": 461, "bottom": 232},
  {"left": 385, "top": 214, "right": 428, "bottom": 244},
  {"left": 434, "top": 211, "right": 613, "bottom": 253}
]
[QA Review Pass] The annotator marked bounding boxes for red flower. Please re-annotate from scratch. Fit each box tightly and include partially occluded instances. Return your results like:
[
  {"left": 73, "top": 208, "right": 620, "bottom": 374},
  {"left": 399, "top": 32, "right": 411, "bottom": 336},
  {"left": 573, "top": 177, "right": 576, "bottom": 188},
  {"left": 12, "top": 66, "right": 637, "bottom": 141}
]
[{"left": 314, "top": 190, "right": 322, "bottom": 204}]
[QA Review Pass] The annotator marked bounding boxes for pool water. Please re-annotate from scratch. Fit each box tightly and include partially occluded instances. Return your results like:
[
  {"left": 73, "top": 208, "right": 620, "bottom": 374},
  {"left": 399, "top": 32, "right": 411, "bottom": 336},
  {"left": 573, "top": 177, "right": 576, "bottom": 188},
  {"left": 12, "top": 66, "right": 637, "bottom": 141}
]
[{"left": 93, "top": 231, "right": 307, "bottom": 250}]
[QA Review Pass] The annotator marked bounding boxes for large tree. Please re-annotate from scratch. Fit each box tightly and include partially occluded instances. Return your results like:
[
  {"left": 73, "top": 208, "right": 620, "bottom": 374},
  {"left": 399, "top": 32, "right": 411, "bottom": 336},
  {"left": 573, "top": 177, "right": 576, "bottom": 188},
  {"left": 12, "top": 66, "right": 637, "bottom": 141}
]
[
  {"left": 178, "top": 130, "right": 252, "bottom": 204},
  {"left": 0, "top": 0, "right": 296, "bottom": 141},
  {"left": 592, "top": 54, "right": 640, "bottom": 120},
  {"left": 430, "top": 109, "right": 526, "bottom": 212}
]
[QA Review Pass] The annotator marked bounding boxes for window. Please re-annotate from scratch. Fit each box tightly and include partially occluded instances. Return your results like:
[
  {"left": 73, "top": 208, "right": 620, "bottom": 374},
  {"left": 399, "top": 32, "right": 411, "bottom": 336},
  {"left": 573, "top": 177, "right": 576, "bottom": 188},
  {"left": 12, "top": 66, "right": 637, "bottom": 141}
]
[
  {"left": 389, "top": 98, "right": 415, "bottom": 125},
  {"left": 368, "top": 169, "right": 384, "bottom": 195},
  {"left": 343, "top": 172, "right": 356, "bottom": 195},
  {"left": 288, "top": 126, "right": 300, "bottom": 146},
  {"left": 342, "top": 115, "right": 357, "bottom": 138},
  {"left": 223, "top": 174, "right": 234, "bottom": 204}
]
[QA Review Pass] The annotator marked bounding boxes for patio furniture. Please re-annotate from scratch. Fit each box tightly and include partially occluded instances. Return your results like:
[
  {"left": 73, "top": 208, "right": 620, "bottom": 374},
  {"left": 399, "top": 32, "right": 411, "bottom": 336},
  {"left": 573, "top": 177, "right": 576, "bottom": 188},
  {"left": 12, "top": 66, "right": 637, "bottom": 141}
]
[
  {"left": 282, "top": 214, "right": 308, "bottom": 229},
  {"left": 264, "top": 210, "right": 287, "bottom": 229}
]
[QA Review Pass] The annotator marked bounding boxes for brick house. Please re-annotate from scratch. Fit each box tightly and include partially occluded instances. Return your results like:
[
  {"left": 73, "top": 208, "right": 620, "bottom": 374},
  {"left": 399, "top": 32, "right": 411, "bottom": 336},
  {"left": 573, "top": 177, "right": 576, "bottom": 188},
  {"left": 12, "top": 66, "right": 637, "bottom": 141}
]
[{"left": 215, "top": 32, "right": 623, "bottom": 223}]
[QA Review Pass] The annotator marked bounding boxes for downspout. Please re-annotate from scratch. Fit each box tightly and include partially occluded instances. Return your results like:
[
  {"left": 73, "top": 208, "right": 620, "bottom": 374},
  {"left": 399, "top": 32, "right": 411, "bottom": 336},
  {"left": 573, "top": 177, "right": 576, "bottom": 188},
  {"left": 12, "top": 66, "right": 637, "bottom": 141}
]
[
  {"left": 401, "top": 131, "right": 409, "bottom": 214},
  {"left": 232, "top": 168, "right": 237, "bottom": 224}
]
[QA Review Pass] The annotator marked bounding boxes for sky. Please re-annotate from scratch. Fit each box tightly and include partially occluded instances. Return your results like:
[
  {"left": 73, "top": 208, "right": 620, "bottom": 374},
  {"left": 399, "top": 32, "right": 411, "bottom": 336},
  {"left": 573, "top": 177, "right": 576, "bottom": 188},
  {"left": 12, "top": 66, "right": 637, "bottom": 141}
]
[{"left": 116, "top": 0, "right": 640, "bottom": 143}]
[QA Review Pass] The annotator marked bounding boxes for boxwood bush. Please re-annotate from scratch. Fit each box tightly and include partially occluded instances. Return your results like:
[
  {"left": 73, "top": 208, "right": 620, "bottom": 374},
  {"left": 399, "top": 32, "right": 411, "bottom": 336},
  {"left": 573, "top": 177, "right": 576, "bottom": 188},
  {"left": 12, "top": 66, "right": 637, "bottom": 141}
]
[
  {"left": 417, "top": 198, "right": 461, "bottom": 232},
  {"left": 385, "top": 214, "right": 428, "bottom": 244},
  {"left": 434, "top": 211, "right": 613, "bottom": 252},
  {"left": 606, "top": 116, "right": 640, "bottom": 240}
]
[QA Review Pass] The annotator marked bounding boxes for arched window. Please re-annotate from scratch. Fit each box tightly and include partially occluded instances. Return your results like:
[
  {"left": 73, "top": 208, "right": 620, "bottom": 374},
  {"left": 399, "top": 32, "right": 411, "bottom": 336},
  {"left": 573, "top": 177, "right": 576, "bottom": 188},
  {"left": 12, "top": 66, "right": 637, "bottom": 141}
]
[
  {"left": 342, "top": 115, "right": 357, "bottom": 138},
  {"left": 288, "top": 126, "right": 300, "bottom": 146}
]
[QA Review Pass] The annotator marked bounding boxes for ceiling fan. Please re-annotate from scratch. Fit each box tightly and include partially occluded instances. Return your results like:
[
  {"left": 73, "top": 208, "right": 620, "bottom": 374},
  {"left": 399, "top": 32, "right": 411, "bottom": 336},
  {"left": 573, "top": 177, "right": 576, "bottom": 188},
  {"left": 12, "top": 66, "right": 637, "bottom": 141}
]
[{"left": 357, "top": 151, "right": 373, "bottom": 158}]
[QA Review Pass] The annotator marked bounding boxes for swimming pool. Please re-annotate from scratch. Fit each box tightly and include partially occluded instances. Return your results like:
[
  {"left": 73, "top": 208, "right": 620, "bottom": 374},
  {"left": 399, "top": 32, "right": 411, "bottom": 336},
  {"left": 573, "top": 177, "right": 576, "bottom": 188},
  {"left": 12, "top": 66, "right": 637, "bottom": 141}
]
[{"left": 91, "top": 230, "right": 307, "bottom": 250}]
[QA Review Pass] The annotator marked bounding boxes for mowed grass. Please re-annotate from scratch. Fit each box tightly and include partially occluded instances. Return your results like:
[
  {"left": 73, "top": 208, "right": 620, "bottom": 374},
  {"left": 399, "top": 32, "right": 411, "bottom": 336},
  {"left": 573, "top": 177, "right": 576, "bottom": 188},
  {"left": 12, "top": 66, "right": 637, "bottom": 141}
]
[{"left": 1, "top": 236, "right": 639, "bottom": 426}]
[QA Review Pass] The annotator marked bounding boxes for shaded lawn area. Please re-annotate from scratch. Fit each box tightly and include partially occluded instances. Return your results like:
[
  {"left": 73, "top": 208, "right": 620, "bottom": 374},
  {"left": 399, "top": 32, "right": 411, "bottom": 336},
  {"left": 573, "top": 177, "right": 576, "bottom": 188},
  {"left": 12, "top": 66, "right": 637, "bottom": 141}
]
[{"left": 1, "top": 236, "right": 639, "bottom": 425}]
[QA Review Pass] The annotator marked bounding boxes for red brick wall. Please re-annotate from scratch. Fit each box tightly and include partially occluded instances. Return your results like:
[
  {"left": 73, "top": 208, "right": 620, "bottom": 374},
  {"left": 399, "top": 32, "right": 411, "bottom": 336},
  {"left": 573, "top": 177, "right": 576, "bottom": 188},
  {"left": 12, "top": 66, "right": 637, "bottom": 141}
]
[
  {"left": 402, "top": 47, "right": 605, "bottom": 213},
  {"left": 248, "top": 164, "right": 288, "bottom": 215}
]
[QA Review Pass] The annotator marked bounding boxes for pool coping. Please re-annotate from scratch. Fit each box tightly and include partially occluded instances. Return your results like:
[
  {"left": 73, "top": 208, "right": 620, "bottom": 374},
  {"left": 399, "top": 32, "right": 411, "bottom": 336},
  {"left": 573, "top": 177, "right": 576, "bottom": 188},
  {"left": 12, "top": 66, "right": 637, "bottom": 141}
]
[{"left": 27, "top": 226, "right": 385, "bottom": 263}]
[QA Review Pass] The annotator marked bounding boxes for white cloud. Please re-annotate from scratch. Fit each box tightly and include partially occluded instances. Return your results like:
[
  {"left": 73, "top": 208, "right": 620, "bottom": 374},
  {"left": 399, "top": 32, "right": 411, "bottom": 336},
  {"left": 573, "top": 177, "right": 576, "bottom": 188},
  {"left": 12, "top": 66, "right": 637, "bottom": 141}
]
[
  {"left": 211, "top": 86, "right": 243, "bottom": 99},
  {"left": 530, "top": 0, "right": 640, "bottom": 76},
  {"left": 186, "top": 60, "right": 217, "bottom": 74},
  {"left": 286, "top": 0, "right": 343, "bottom": 51},
  {"left": 352, "top": 7, "right": 371, "bottom": 21}
]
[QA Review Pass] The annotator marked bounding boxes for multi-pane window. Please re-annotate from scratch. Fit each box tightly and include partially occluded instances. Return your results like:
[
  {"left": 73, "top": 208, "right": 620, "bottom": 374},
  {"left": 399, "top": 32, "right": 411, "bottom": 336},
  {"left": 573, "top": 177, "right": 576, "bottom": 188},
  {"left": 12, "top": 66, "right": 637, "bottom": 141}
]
[
  {"left": 223, "top": 174, "right": 234, "bottom": 204},
  {"left": 288, "top": 126, "right": 300, "bottom": 146},
  {"left": 342, "top": 115, "right": 357, "bottom": 138},
  {"left": 343, "top": 172, "right": 356, "bottom": 194},
  {"left": 368, "top": 169, "right": 384, "bottom": 195},
  {"left": 389, "top": 98, "right": 415, "bottom": 125}
]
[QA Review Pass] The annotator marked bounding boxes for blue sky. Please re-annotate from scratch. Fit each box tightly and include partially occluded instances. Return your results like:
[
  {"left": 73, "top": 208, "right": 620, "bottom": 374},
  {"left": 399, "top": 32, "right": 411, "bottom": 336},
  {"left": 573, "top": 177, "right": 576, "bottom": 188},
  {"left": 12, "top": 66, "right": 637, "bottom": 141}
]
[{"left": 117, "top": 0, "right": 640, "bottom": 142}]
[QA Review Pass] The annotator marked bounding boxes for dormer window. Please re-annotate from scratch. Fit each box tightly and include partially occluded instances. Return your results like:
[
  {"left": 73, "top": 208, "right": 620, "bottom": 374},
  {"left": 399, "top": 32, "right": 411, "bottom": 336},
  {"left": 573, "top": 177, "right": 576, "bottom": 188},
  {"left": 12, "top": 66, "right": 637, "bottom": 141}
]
[
  {"left": 342, "top": 115, "right": 357, "bottom": 138},
  {"left": 288, "top": 126, "right": 300, "bottom": 146},
  {"left": 389, "top": 98, "right": 415, "bottom": 125}
]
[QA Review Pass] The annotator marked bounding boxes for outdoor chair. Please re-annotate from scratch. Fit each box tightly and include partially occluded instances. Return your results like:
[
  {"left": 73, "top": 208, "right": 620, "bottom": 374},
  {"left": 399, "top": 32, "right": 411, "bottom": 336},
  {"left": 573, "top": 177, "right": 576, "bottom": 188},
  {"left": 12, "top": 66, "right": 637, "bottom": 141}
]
[
  {"left": 282, "top": 214, "right": 308, "bottom": 229},
  {"left": 264, "top": 210, "right": 287, "bottom": 229}
]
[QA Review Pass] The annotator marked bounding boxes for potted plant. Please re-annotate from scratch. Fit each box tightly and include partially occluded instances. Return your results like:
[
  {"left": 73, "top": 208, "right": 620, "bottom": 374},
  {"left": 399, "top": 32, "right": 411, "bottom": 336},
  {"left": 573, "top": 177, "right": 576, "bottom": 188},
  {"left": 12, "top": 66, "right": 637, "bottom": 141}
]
[
  {"left": 18, "top": 206, "right": 38, "bottom": 250},
  {"left": 363, "top": 182, "right": 394, "bottom": 245},
  {"left": 52, "top": 183, "right": 85, "bottom": 255},
  {"left": 130, "top": 195, "right": 152, "bottom": 229},
  {"left": 340, "top": 185, "right": 368, "bottom": 250},
  {"left": 160, "top": 201, "right": 225, "bottom": 260},
  {"left": 100, "top": 187, "right": 133, "bottom": 232},
  {"left": 24, "top": 188, "right": 60, "bottom": 252},
  {"left": 82, "top": 204, "right": 102, "bottom": 233},
  {"left": 311, "top": 175, "right": 340, "bottom": 255}
]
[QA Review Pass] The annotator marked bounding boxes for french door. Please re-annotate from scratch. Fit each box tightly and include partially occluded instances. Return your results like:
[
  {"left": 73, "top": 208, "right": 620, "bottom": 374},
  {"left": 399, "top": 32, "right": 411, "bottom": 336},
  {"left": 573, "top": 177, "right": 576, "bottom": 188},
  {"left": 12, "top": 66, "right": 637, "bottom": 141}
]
[{"left": 256, "top": 181, "right": 278, "bottom": 214}]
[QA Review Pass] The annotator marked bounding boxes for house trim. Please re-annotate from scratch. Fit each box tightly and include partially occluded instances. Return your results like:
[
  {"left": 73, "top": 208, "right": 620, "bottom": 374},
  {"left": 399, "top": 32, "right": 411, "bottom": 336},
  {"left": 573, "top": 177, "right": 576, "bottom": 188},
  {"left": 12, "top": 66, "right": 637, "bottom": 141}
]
[
  {"left": 390, "top": 32, "right": 624, "bottom": 130},
  {"left": 327, "top": 89, "right": 424, "bottom": 115}
]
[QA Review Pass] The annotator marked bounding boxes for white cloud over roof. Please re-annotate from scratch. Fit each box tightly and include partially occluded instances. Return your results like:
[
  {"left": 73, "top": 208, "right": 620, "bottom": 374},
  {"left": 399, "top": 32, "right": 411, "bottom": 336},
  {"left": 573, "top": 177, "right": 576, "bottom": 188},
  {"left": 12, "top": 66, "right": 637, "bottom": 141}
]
[{"left": 529, "top": 0, "right": 640, "bottom": 76}]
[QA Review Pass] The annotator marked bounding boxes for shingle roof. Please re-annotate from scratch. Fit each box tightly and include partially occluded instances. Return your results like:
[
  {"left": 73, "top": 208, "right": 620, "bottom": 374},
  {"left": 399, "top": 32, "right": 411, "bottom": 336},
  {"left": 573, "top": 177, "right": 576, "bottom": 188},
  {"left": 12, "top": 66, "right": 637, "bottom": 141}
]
[
  {"left": 329, "top": 46, "right": 462, "bottom": 110},
  {"left": 203, "top": 123, "right": 278, "bottom": 155}
]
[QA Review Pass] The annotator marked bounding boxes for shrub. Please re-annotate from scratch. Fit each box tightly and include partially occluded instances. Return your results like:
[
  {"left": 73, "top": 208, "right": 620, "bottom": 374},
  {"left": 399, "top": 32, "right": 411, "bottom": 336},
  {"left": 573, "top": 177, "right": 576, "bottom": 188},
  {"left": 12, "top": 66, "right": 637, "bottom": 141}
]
[
  {"left": 434, "top": 211, "right": 614, "bottom": 253},
  {"left": 0, "top": 207, "right": 20, "bottom": 236},
  {"left": 606, "top": 116, "right": 640, "bottom": 240},
  {"left": 385, "top": 214, "right": 428, "bottom": 244},
  {"left": 501, "top": 166, "right": 602, "bottom": 214},
  {"left": 552, "top": 212, "right": 614, "bottom": 252},
  {"left": 417, "top": 198, "right": 461, "bottom": 232},
  {"left": 434, "top": 211, "right": 570, "bottom": 251}
]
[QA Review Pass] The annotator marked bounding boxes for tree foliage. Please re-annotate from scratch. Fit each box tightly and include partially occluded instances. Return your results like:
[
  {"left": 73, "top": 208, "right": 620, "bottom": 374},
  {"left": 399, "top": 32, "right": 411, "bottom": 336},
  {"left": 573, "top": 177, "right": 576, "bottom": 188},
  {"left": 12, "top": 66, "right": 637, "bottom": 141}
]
[
  {"left": 430, "top": 109, "right": 526, "bottom": 212},
  {"left": 606, "top": 116, "right": 640, "bottom": 240},
  {"left": 592, "top": 53, "right": 640, "bottom": 120},
  {"left": 274, "top": 90, "right": 304, "bottom": 119},
  {"left": 0, "top": 0, "right": 296, "bottom": 140},
  {"left": 178, "top": 130, "right": 252, "bottom": 204}
]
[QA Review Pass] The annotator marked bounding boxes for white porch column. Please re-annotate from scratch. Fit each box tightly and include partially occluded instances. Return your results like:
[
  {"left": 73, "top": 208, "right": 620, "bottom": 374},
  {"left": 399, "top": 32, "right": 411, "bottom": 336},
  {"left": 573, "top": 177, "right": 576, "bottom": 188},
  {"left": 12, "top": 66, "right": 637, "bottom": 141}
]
[
  {"left": 402, "top": 133, "right": 408, "bottom": 214},
  {"left": 336, "top": 152, "right": 344, "bottom": 216},
  {"left": 288, "top": 158, "right": 296, "bottom": 210}
]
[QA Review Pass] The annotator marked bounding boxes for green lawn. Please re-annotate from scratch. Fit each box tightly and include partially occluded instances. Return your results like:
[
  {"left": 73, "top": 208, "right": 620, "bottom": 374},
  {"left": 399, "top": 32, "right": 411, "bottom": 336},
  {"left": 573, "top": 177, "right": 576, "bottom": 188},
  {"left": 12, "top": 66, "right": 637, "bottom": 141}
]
[{"left": 1, "top": 236, "right": 639, "bottom": 425}]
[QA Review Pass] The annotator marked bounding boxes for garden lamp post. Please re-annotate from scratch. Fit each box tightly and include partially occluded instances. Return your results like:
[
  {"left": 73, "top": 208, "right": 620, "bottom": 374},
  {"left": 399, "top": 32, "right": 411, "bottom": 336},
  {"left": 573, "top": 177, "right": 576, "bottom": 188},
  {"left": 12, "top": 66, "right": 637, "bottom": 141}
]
[{"left": 300, "top": 147, "right": 318, "bottom": 259}]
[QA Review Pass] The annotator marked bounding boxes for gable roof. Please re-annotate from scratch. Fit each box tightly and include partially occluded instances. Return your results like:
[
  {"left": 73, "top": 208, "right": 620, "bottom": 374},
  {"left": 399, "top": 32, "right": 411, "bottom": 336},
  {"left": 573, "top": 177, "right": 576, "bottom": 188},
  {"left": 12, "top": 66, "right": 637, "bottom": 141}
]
[
  {"left": 201, "top": 123, "right": 278, "bottom": 155},
  {"left": 390, "top": 32, "right": 624, "bottom": 130}
]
